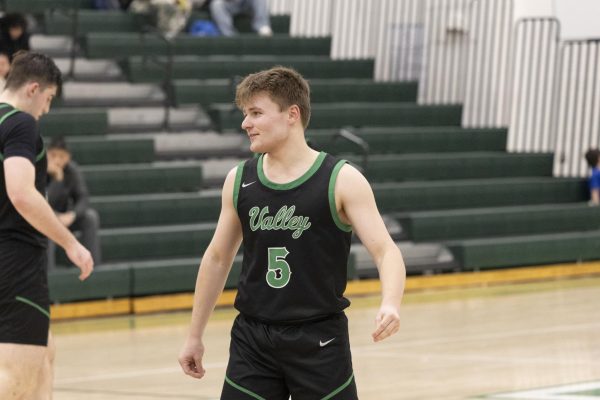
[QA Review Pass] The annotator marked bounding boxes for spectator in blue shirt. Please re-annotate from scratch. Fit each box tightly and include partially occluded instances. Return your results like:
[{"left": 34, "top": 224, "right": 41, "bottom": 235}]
[{"left": 584, "top": 148, "right": 600, "bottom": 206}]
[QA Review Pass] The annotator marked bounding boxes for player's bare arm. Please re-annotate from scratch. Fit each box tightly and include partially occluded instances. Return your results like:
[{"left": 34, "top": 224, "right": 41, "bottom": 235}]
[
  {"left": 4, "top": 156, "right": 93, "bottom": 280},
  {"left": 335, "top": 163, "right": 406, "bottom": 342},
  {"left": 179, "top": 166, "right": 243, "bottom": 379}
]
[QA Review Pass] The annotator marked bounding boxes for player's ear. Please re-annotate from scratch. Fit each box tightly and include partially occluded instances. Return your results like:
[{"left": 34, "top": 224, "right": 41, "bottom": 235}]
[
  {"left": 287, "top": 104, "right": 301, "bottom": 125},
  {"left": 25, "top": 81, "right": 40, "bottom": 97}
]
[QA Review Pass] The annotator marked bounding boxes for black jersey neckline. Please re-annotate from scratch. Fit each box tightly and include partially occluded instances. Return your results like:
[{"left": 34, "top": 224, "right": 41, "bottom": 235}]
[{"left": 256, "top": 151, "right": 327, "bottom": 191}]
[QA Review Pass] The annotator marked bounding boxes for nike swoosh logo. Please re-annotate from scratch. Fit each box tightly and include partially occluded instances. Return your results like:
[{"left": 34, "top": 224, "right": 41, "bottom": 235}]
[
  {"left": 319, "top": 338, "right": 335, "bottom": 347},
  {"left": 241, "top": 181, "right": 256, "bottom": 188}
]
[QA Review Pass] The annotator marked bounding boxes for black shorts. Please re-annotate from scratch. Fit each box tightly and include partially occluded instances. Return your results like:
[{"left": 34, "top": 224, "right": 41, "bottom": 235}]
[
  {"left": 221, "top": 313, "right": 358, "bottom": 400},
  {"left": 0, "top": 241, "right": 50, "bottom": 346}
]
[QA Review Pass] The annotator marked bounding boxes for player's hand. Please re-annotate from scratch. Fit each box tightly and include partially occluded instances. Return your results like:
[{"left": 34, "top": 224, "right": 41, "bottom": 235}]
[
  {"left": 372, "top": 303, "right": 400, "bottom": 342},
  {"left": 65, "top": 241, "right": 94, "bottom": 281},
  {"left": 179, "top": 337, "right": 206, "bottom": 379}
]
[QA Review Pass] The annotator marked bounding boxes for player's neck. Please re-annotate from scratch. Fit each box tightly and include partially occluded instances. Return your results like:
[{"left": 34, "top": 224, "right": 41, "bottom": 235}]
[
  {"left": 265, "top": 133, "right": 316, "bottom": 165},
  {"left": 0, "top": 90, "right": 27, "bottom": 112},
  {"left": 263, "top": 139, "right": 320, "bottom": 182}
]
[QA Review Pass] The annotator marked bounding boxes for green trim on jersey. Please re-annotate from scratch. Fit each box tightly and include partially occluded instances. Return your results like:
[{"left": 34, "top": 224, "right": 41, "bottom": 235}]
[
  {"left": 0, "top": 105, "right": 46, "bottom": 162},
  {"left": 232, "top": 160, "right": 245, "bottom": 211},
  {"left": 0, "top": 108, "right": 19, "bottom": 125},
  {"left": 257, "top": 151, "right": 326, "bottom": 190},
  {"left": 225, "top": 376, "right": 266, "bottom": 400},
  {"left": 321, "top": 373, "right": 355, "bottom": 400},
  {"left": 328, "top": 160, "right": 352, "bottom": 232},
  {"left": 15, "top": 296, "right": 50, "bottom": 319}
]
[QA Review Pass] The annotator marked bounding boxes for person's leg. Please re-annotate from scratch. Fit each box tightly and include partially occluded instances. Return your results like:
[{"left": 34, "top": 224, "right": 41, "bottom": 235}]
[
  {"left": 0, "top": 343, "right": 47, "bottom": 400},
  {"left": 248, "top": 0, "right": 272, "bottom": 35},
  {"left": 281, "top": 314, "right": 358, "bottom": 399},
  {"left": 221, "top": 314, "right": 289, "bottom": 400},
  {"left": 29, "top": 332, "right": 55, "bottom": 400},
  {"left": 72, "top": 209, "right": 101, "bottom": 265},
  {"left": 210, "top": 0, "right": 244, "bottom": 36}
]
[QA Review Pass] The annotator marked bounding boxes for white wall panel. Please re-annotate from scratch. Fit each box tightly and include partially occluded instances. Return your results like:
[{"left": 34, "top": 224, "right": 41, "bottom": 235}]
[{"left": 554, "top": 41, "right": 600, "bottom": 177}]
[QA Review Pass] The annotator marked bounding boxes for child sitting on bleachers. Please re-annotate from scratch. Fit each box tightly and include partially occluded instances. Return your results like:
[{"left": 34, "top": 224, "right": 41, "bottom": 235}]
[{"left": 584, "top": 148, "right": 600, "bottom": 206}]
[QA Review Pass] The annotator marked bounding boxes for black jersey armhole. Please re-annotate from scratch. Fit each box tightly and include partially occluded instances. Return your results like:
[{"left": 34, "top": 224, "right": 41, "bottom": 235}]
[
  {"left": 328, "top": 159, "right": 353, "bottom": 232},
  {"left": 232, "top": 160, "right": 245, "bottom": 212}
]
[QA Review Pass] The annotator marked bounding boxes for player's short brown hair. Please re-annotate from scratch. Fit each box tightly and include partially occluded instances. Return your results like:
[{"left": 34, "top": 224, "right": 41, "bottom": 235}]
[
  {"left": 4, "top": 51, "right": 62, "bottom": 95},
  {"left": 235, "top": 66, "right": 311, "bottom": 129}
]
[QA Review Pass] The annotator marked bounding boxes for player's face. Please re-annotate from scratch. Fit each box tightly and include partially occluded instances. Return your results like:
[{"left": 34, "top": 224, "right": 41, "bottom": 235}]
[
  {"left": 241, "top": 93, "right": 291, "bottom": 153},
  {"left": 30, "top": 84, "right": 57, "bottom": 120}
]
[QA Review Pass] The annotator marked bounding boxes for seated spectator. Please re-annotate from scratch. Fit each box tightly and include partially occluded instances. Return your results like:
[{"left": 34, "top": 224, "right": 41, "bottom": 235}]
[
  {"left": 0, "top": 13, "right": 30, "bottom": 60},
  {"left": 46, "top": 137, "right": 102, "bottom": 269},
  {"left": 130, "top": 0, "right": 192, "bottom": 39},
  {"left": 584, "top": 148, "right": 600, "bottom": 206},
  {"left": 209, "top": 0, "right": 272, "bottom": 37},
  {"left": 0, "top": 52, "right": 10, "bottom": 91}
]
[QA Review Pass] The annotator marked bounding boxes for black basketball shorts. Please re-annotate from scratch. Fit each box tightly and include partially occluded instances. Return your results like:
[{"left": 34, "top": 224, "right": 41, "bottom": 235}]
[
  {"left": 221, "top": 312, "right": 358, "bottom": 400},
  {"left": 0, "top": 242, "right": 50, "bottom": 346}
]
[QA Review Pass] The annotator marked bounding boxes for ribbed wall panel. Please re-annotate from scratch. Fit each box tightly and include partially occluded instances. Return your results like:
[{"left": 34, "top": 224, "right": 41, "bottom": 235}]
[
  {"left": 419, "top": 0, "right": 472, "bottom": 104},
  {"left": 374, "top": 0, "right": 425, "bottom": 81},
  {"left": 331, "top": 0, "right": 375, "bottom": 59},
  {"left": 461, "top": 0, "right": 513, "bottom": 126},
  {"left": 269, "top": 0, "right": 293, "bottom": 15},
  {"left": 289, "top": 0, "right": 333, "bottom": 37},
  {"left": 507, "top": 19, "right": 560, "bottom": 153},
  {"left": 554, "top": 41, "right": 600, "bottom": 177}
]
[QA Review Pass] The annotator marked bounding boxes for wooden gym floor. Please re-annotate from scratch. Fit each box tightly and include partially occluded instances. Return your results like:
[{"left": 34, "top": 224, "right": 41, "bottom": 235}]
[{"left": 51, "top": 268, "right": 600, "bottom": 400}]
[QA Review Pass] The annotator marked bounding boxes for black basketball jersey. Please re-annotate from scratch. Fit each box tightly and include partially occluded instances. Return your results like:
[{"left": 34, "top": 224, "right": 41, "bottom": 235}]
[
  {"left": 0, "top": 103, "right": 47, "bottom": 248},
  {"left": 233, "top": 151, "right": 353, "bottom": 323}
]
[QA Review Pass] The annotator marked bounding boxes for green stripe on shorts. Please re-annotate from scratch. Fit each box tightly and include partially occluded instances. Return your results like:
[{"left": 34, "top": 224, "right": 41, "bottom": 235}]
[
  {"left": 15, "top": 296, "right": 50, "bottom": 319},
  {"left": 322, "top": 373, "right": 355, "bottom": 400},
  {"left": 225, "top": 376, "right": 266, "bottom": 400}
]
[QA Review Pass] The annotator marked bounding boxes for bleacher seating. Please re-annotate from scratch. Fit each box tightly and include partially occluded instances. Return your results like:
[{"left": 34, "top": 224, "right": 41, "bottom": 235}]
[{"left": 5, "top": 0, "right": 598, "bottom": 303}]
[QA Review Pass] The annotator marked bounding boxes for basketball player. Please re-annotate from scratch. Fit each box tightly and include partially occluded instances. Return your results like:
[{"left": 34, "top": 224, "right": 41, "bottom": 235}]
[
  {"left": 179, "top": 67, "right": 406, "bottom": 399},
  {"left": 0, "top": 51, "right": 94, "bottom": 400}
]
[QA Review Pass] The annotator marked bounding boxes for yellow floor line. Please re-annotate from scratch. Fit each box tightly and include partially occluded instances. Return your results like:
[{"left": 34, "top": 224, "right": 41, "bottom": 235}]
[
  {"left": 51, "top": 299, "right": 131, "bottom": 321},
  {"left": 49, "top": 261, "right": 600, "bottom": 320}
]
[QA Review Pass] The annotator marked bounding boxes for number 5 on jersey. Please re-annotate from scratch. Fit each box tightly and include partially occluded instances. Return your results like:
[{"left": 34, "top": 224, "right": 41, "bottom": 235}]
[{"left": 266, "top": 247, "right": 291, "bottom": 288}]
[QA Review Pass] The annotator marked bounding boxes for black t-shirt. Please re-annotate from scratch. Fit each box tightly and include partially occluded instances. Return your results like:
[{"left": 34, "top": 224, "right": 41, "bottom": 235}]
[{"left": 0, "top": 103, "right": 48, "bottom": 248}]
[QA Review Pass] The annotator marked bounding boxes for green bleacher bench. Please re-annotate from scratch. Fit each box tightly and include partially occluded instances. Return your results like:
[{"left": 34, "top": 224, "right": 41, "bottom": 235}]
[
  {"left": 90, "top": 178, "right": 587, "bottom": 229},
  {"left": 50, "top": 137, "right": 155, "bottom": 165},
  {"left": 174, "top": 79, "right": 418, "bottom": 107},
  {"left": 396, "top": 203, "right": 600, "bottom": 242},
  {"left": 40, "top": 108, "right": 108, "bottom": 137},
  {"left": 81, "top": 163, "right": 203, "bottom": 195},
  {"left": 4, "top": 0, "right": 93, "bottom": 13},
  {"left": 48, "top": 264, "right": 130, "bottom": 303},
  {"left": 308, "top": 127, "right": 507, "bottom": 155},
  {"left": 123, "top": 56, "right": 374, "bottom": 82},
  {"left": 44, "top": 10, "right": 147, "bottom": 35},
  {"left": 90, "top": 192, "right": 221, "bottom": 228},
  {"left": 131, "top": 256, "right": 240, "bottom": 295},
  {"left": 84, "top": 33, "right": 331, "bottom": 58},
  {"left": 373, "top": 177, "right": 588, "bottom": 213},
  {"left": 210, "top": 103, "right": 463, "bottom": 131},
  {"left": 446, "top": 230, "right": 600, "bottom": 269},
  {"left": 50, "top": 251, "right": 355, "bottom": 301},
  {"left": 346, "top": 152, "right": 553, "bottom": 183},
  {"left": 98, "top": 223, "right": 216, "bottom": 263}
]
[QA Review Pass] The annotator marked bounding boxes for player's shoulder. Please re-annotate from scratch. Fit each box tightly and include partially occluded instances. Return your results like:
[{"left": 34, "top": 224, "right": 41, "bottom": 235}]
[
  {"left": 0, "top": 109, "right": 36, "bottom": 133},
  {"left": 337, "top": 161, "right": 368, "bottom": 185}
]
